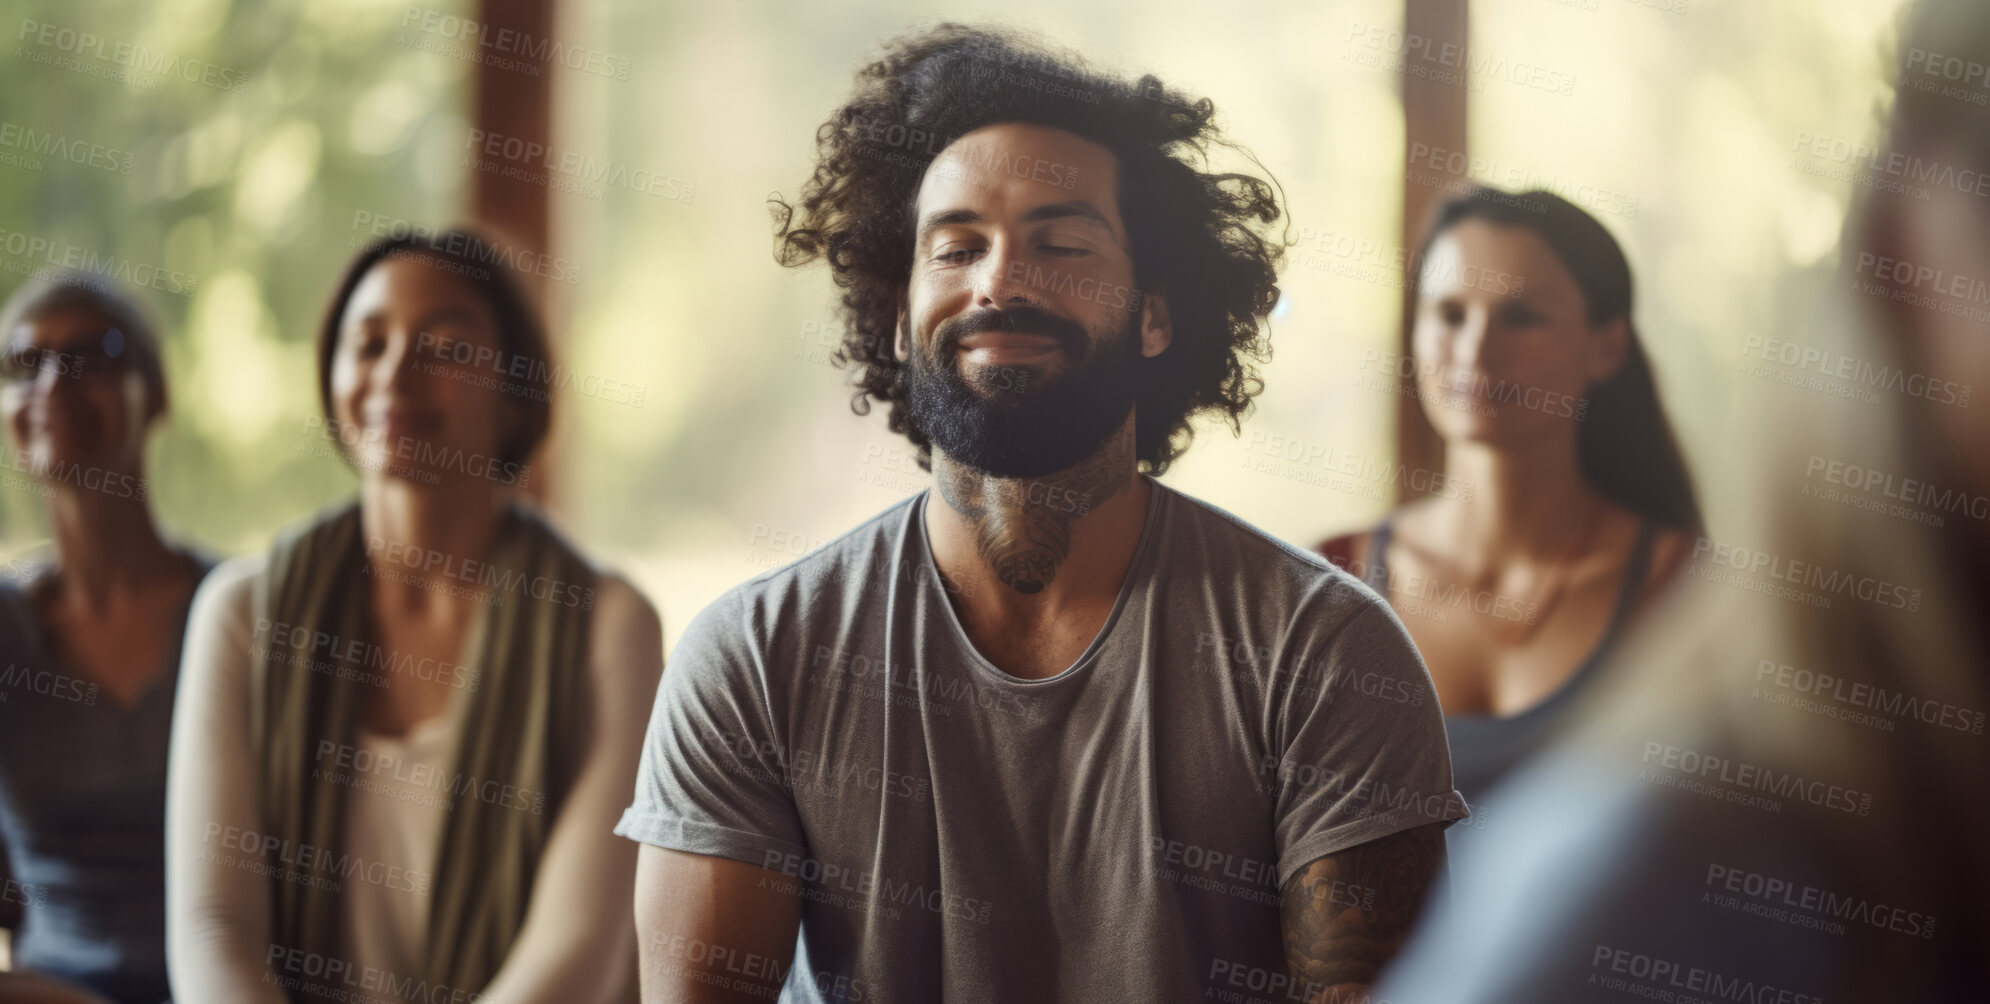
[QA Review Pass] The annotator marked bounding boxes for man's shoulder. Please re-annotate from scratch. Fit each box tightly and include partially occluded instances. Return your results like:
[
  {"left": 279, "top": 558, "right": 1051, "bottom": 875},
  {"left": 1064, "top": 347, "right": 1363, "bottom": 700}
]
[
  {"left": 1157, "top": 483, "right": 1381, "bottom": 612},
  {"left": 681, "top": 493, "right": 929, "bottom": 651}
]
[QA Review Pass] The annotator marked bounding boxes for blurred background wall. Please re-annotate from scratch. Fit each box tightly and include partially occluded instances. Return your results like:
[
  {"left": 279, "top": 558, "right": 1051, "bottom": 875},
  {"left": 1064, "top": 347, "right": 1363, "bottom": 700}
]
[{"left": 0, "top": 0, "right": 1915, "bottom": 647}]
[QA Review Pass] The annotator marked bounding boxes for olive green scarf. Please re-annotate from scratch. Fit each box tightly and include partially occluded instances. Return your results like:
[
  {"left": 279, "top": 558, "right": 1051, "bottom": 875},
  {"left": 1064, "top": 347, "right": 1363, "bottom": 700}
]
[{"left": 248, "top": 499, "right": 595, "bottom": 1001}]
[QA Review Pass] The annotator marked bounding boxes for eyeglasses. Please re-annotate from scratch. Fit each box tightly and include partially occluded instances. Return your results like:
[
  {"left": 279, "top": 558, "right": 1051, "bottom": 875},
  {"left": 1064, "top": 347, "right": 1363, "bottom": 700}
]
[{"left": 0, "top": 334, "right": 140, "bottom": 384}]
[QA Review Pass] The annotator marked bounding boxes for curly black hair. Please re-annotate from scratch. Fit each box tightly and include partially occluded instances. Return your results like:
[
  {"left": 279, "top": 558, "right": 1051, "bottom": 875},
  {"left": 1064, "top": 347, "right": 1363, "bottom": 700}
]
[{"left": 771, "top": 23, "right": 1287, "bottom": 474}]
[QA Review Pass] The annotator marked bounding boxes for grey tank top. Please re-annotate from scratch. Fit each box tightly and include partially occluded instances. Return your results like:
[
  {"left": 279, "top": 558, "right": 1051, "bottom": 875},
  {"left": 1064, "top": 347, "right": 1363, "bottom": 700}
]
[
  {"left": 1361, "top": 518, "right": 1657, "bottom": 810},
  {"left": 0, "top": 559, "right": 210, "bottom": 1004}
]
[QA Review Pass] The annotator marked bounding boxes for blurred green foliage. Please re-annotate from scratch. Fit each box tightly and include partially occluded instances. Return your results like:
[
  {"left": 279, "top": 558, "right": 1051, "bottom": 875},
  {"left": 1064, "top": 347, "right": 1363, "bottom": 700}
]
[{"left": 0, "top": 0, "right": 469, "bottom": 555}]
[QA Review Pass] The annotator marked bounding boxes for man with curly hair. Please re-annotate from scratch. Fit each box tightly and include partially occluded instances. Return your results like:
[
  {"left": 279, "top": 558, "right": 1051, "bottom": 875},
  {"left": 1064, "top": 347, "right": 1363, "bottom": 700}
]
[{"left": 618, "top": 24, "right": 1466, "bottom": 1003}]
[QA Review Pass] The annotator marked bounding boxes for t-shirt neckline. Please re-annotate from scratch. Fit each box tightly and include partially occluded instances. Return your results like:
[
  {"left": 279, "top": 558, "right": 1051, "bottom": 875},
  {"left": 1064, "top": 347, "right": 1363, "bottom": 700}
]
[{"left": 911, "top": 475, "right": 1168, "bottom": 688}]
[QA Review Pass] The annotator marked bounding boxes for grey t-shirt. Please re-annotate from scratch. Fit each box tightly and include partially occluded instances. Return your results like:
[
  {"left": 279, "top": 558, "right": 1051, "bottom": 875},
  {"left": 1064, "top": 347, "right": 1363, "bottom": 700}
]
[{"left": 616, "top": 480, "right": 1466, "bottom": 1002}]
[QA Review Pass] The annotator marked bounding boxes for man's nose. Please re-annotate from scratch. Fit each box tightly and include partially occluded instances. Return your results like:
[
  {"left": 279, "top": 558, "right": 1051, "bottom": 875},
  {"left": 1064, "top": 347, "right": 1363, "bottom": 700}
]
[{"left": 972, "top": 242, "right": 1038, "bottom": 308}]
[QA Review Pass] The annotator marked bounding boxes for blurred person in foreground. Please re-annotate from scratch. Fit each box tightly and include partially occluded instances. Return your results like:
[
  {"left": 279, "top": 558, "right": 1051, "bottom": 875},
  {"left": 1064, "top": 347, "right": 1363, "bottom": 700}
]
[
  {"left": 165, "top": 230, "right": 662, "bottom": 1003},
  {"left": 1318, "top": 188, "right": 1700, "bottom": 856},
  {"left": 1375, "top": 2, "right": 1990, "bottom": 1000},
  {"left": 0, "top": 274, "right": 210, "bottom": 1004},
  {"left": 621, "top": 24, "right": 1465, "bottom": 1004}
]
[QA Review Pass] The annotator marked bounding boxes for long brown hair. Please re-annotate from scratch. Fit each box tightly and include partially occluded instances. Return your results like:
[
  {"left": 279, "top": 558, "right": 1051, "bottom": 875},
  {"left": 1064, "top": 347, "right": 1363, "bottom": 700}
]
[{"left": 1411, "top": 187, "right": 1704, "bottom": 532}]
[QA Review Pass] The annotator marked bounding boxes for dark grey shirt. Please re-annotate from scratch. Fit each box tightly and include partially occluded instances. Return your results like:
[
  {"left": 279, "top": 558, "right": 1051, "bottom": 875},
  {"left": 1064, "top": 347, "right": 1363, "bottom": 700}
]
[
  {"left": 0, "top": 561, "right": 207, "bottom": 1004},
  {"left": 617, "top": 480, "right": 1465, "bottom": 1002}
]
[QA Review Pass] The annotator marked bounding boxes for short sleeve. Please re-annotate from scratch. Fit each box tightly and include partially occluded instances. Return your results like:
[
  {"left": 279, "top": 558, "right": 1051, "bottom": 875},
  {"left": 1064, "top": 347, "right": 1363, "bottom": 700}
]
[
  {"left": 613, "top": 586, "right": 809, "bottom": 870},
  {"left": 1269, "top": 598, "right": 1469, "bottom": 886}
]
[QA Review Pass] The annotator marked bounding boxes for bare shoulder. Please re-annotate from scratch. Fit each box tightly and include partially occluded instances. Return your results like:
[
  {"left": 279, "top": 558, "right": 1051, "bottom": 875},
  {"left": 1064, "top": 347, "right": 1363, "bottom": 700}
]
[
  {"left": 1377, "top": 496, "right": 1446, "bottom": 547},
  {"left": 1644, "top": 525, "right": 1698, "bottom": 593},
  {"left": 169, "top": 553, "right": 274, "bottom": 704},
  {"left": 585, "top": 570, "right": 665, "bottom": 696},
  {"left": 186, "top": 552, "right": 269, "bottom": 630},
  {"left": 1651, "top": 525, "right": 1696, "bottom": 566}
]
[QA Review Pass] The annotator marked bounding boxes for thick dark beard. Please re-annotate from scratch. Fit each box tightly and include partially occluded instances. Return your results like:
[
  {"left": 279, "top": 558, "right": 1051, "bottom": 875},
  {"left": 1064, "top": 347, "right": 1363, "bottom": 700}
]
[{"left": 904, "top": 306, "right": 1140, "bottom": 480}]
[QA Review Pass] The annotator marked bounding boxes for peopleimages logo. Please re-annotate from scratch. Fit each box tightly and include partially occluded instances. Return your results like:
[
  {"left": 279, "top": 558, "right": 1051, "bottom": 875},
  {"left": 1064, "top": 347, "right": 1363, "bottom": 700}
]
[
  {"left": 1793, "top": 130, "right": 1990, "bottom": 199},
  {"left": 999, "top": 261, "right": 1140, "bottom": 312},
  {"left": 1590, "top": 944, "right": 1823, "bottom": 1004},
  {"left": 264, "top": 945, "right": 478, "bottom": 1004},
  {"left": 464, "top": 129, "right": 695, "bottom": 203},
  {"left": 256, "top": 618, "right": 481, "bottom": 692},
  {"left": 304, "top": 415, "right": 531, "bottom": 488},
  {"left": 1259, "top": 755, "right": 1469, "bottom": 824},
  {"left": 364, "top": 537, "right": 596, "bottom": 610},
  {"left": 1704, "top": 863, "right": 1938, "bottom": 940},
  {"left": 0, "top": 121, "right": 133, "bottom": 174},
  {"left": 711, "top": 726, "right": 931, "bottom": 803},
  {"left": 2, "top": 878, "right": 50, "bottom": 909},
  {"left": 1206, "top": 959, "right": 1330, "bottom": 1004},
  {"left": 0, "top": 227, "right": 200, "bottom": 297},
  {"left": 313, "top": 738, "right": 544, "bottom": 815},
  {"left": 1241, "top": 426, "right": 1478, "bottom": 502},
  {"left": 0, "top": 445, "right": 147, "bottom": 500},
  {"left": 1343, "top": 23, "right": 1580, "bottom": 97},
  {"left": 1804, "top": 455, "right": 1990, "bottom": 523},
  {"left": 1754, "top": 658, "right": 1985, "bottom": 734},
  {"left": 0, "top": 661, "right": 99, "bottom": 705},
  {"left": 200, "top": 823, "right": 431, "bottom": 894},
  {"left": 1856, "top": 251, "right": 1990, "bottom": 303},
  {"left": 414, "top": 330, "right": 645, "bottom": 408},
  {"left": 1196, "top": 632, "right": 1428, "bottom": 707},
  {"left": 350, "top": 211, "right": 584, "bottom": 286},
  {"left": 1641, "top": 741, "right": 1874, "bottom": 816},
  {"left": 759, "top": 850, "right": 995, "bottom": 924},
  {"left": 1357, "top": 349, "right": 1588, "bottom": 422},
  {"left": 16, "top": 19, "right": 252, "bottom": 91},
  {"left": 1736, "top": 334, "right": 1969, "bottom": 408},
  {"left": 929, "top": 143, "right": 1080, "bottom": 192},
  {"left": 1688, "top": 537, "right": 1923, "bottom": 612},
  {"left": 401, "top": 6, "right": 634, "bottom": 80}
]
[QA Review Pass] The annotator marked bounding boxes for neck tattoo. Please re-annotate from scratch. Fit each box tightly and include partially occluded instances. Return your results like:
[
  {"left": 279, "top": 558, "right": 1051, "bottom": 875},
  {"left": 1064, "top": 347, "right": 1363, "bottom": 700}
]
[{"left": 934, "top": 435, "right": 1134, "bottom": 596}]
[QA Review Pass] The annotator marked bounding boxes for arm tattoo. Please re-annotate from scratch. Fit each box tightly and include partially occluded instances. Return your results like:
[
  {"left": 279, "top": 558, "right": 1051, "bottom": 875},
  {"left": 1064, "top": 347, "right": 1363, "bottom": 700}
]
[
  {"left": 932, "top": 432, "right": 1132, "bottom": 595},
  {"left": 1280, "top": 823, "right": 1447, "bottom": 1003}
]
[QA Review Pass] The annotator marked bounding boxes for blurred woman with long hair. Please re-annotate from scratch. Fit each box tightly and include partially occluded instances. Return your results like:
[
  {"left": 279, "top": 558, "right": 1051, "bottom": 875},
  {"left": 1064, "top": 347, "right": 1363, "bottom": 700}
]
[
  {"left": 1319, "top": 187, "right": 1701, "bottom": 827},
  {"left": 166, "top": 230, "right": 661, "bottom": 1003},
  {"left": 0, "top": 273, "right": 209, "bottom": 1004},
  {"left": 1375, "top": 2, "right": 1990, "bottom": 997}
]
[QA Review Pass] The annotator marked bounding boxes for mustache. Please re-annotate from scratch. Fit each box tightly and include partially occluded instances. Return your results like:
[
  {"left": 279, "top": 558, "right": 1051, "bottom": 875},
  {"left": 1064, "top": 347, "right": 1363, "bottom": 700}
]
[{"left": 932, "top": 306, "right": 1088, "bottom": 357}]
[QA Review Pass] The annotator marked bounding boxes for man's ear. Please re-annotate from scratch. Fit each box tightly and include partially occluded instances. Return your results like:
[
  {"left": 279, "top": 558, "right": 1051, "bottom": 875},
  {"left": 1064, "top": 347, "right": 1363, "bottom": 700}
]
[
  {"left": 1138, "top": 286, "right": 1172, "bottom": 359},
  {"left": 894, "top": 301, "right": 911, "bottom": 362},
  {"left": 1586, "top": 315, "right": 1630, "bottom": 383}
]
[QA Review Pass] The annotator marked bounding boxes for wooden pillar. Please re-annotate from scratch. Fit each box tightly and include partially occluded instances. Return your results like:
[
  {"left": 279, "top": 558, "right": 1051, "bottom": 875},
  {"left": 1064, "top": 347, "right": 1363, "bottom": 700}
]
[
  {"left": 469, "top": 0, "right": 553, "bottom": 268},
  {"left": 469, "top": 0, "right": 556, "bottom": 504},
  {"left": 1396, "top": 0, "right": 1469, "bottom": 498}
]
